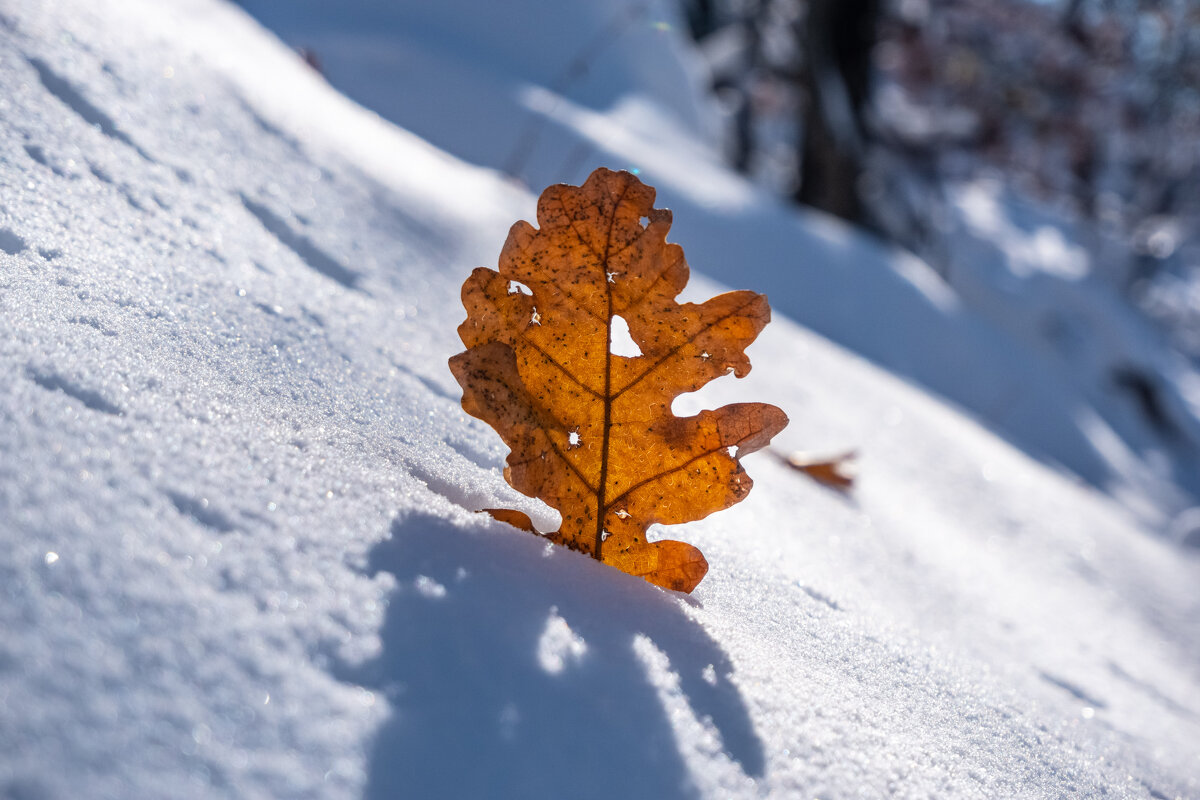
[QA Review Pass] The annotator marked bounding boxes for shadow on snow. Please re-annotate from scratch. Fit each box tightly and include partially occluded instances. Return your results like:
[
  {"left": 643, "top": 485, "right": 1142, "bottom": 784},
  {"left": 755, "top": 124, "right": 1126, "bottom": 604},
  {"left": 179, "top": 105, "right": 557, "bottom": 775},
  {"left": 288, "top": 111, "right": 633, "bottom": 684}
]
[{"left": 347, "top": 511, "right": 764, "bottom": 799}]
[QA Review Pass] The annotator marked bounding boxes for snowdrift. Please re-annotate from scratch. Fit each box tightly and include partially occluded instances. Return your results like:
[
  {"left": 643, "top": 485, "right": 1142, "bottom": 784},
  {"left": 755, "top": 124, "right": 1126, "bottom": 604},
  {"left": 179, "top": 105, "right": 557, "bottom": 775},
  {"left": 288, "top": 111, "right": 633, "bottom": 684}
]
[{"left": 1, "top": 2, "right": 1197, "bottom": 798}]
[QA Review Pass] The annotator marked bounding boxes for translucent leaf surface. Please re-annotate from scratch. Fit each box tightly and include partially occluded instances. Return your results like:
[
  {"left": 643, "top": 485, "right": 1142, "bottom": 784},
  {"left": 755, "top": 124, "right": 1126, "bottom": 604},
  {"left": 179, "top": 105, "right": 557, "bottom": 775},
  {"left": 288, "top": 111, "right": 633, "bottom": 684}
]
[{"left": 451, "top": 168, "right": 787, "bottom": 592}]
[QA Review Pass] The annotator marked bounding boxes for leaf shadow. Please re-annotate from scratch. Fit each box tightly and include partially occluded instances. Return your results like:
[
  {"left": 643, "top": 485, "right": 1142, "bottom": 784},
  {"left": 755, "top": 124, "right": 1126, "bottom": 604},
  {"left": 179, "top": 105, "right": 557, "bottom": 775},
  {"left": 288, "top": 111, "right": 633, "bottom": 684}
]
[{"left": 348, "top": 511, "right": 765, "bottom": 799}]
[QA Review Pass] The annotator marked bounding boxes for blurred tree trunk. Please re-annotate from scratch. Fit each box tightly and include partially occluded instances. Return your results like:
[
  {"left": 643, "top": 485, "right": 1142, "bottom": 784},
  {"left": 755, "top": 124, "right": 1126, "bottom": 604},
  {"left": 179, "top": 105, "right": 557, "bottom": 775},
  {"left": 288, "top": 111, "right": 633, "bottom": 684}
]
[
  {"left": 795, "top": 0, "right": 879, "bottom": 223},
  {"left": 683, "top": 0, "right": 718, "bottom": 40}
]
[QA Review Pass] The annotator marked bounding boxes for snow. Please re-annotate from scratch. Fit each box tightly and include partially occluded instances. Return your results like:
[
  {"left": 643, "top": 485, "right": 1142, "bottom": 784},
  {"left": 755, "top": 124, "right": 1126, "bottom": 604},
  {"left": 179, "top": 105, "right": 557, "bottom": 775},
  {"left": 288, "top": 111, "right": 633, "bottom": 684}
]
[
  {"left": 236, "top": 0, "right": 1200, "bottom": 527},
  {"left": 1, "top": 1, "right": 1198, "bottom": 799}
]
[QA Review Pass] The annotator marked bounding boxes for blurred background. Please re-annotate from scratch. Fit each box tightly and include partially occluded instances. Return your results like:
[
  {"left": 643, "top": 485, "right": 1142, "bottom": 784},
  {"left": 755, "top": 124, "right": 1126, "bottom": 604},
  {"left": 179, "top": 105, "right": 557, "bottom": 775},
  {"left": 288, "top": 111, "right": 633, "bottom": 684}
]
[{"left": 683, "top": 0, "right": 1200, "bottom": 352}]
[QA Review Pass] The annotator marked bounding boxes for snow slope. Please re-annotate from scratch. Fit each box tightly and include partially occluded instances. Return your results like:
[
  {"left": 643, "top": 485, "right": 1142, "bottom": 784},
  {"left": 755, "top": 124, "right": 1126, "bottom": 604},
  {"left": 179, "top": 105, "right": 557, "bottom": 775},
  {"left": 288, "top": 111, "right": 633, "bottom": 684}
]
[
  {"left": 1, "top": 1, "right": 1198, "bottom": 798},
  {"left": 235, "top": 0, "right": 1200, "bottom": 525}
]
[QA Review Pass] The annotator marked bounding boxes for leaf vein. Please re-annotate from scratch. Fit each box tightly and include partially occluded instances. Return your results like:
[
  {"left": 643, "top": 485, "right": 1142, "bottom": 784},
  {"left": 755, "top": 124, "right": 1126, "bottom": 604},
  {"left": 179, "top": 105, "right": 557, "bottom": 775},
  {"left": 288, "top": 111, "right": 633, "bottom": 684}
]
[{"left": 603, "top": 444, "right": 735, "bottom": 515}]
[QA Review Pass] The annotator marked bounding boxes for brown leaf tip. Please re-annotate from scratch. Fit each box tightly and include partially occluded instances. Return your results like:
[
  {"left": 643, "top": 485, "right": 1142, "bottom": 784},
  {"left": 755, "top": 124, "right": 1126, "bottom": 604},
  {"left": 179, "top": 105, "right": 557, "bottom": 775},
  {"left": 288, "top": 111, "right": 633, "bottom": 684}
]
[
  {"left": 451, "top": 168, "right": 788, "bottom": 593},
  {"left": 483, "top": 508, "right": 539, "bottom": 534}
]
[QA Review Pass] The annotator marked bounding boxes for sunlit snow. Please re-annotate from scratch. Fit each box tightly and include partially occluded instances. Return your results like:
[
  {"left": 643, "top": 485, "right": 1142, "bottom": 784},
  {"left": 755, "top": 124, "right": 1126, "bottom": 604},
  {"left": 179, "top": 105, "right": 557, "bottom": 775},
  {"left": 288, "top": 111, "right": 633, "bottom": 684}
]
[{"left": 1, "top": 1, "right": 1197, "bottom": 799}]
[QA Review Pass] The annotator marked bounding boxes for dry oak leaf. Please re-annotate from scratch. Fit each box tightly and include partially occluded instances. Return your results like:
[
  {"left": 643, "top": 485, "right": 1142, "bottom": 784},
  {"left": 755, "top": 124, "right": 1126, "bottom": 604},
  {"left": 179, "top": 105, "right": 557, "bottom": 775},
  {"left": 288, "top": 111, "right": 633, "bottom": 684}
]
[{"left": 449, "top": 168, "right": 788, "bottom": 593}]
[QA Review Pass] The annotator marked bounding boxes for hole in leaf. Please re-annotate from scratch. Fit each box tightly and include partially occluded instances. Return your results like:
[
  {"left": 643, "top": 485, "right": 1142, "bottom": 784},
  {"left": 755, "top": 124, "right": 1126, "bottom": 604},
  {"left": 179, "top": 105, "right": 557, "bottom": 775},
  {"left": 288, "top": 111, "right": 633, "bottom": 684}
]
[
  {"left": 639, "top": 216, "right": 650, "bottom": 229},
  {"left": 727, "top": 445, "right": 739, "bottom": 459},
  {"left": 568, "top": 430, "right": 581, "bottom": 448},
  {"left": 671, "top": 371, "right": 736, "bottom": 416},
  {"left": 609, "top": 315, "right": 642, "bottom": 357},
  {"left": 508, "top": 280, "right": 532, "bottom": 295}
]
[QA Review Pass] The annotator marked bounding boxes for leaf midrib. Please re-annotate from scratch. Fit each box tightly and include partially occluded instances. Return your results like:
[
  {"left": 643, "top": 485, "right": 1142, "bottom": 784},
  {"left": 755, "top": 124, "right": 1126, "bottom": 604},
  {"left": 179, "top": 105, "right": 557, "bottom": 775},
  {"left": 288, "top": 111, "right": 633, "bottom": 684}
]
[{"left": 592, "top": 183, "right": 633, "bottom": 559}]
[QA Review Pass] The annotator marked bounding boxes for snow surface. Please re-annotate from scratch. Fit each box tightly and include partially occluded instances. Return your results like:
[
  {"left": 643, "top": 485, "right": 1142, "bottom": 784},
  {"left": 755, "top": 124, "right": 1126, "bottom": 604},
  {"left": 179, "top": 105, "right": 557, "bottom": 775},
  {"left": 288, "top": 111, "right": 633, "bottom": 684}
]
[
  {"left": 234, "top": 0, "right": 1200, "bottom": 528},
  {"left": 1, "top": 1, "right": 1198, "bottom": 798}
]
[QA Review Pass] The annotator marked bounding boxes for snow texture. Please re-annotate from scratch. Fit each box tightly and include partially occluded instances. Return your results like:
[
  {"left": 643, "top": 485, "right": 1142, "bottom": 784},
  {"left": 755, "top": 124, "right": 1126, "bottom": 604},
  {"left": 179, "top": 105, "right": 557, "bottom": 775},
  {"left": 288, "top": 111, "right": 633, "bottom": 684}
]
[
  {"left": 1, "top": 1, "right": 1197, "bottom": 798},
  {"left": 234, "top": 0, "right": 1200, "bottom": 528}
]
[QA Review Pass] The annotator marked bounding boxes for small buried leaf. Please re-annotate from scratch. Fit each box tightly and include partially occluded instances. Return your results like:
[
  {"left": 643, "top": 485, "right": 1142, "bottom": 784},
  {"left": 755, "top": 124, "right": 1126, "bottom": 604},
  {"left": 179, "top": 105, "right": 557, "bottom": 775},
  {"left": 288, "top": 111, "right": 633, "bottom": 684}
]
[{"left": 781, "top": 450, "right": 857, "bottom": 491}]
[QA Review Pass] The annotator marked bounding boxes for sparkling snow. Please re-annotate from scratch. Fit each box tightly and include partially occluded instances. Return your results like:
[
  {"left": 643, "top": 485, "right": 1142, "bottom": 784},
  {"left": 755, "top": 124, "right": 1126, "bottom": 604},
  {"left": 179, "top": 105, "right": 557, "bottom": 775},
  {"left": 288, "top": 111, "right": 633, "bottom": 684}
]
[{"left": 1, "top": 1, "right": 1197, "bottom": 799}]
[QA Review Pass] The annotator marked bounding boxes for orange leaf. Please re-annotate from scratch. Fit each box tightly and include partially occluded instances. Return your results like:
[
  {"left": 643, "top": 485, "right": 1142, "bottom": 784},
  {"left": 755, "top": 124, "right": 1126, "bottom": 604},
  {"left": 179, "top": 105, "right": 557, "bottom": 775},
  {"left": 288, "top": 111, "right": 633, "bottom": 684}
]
[
  {"left": 450, "top": 168, "right": 787, "bottom": 593},
  {"left": 782, "top": 450, "right": 857, "bottom": 491}
]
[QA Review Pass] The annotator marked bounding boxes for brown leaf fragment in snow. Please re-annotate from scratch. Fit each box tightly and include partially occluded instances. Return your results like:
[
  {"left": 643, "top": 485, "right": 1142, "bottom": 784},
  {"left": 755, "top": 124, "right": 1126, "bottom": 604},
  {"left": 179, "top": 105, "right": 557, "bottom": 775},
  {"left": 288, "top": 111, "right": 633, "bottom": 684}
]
[{"left": 782, "top": 450, "right": 857, "bottom": 491}]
